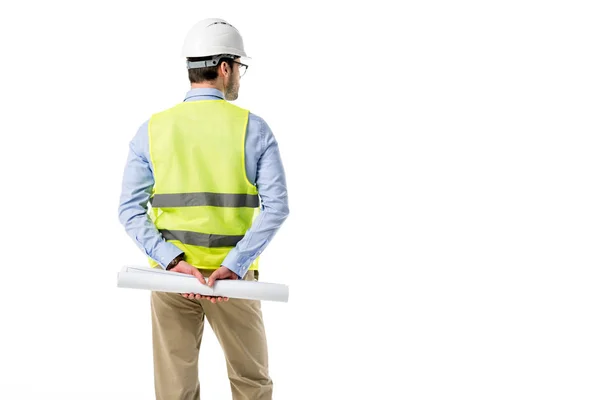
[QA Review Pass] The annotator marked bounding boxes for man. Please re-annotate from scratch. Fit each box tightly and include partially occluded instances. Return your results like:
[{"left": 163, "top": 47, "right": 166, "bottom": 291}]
[{"left": 118, "top": 18, "right": 289, "bottom": 400}]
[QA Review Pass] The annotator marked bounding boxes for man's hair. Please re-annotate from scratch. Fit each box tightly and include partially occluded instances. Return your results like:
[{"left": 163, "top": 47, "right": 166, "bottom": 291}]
[{"left": 187, "top": 55, "right": 235, "bottom": 83}]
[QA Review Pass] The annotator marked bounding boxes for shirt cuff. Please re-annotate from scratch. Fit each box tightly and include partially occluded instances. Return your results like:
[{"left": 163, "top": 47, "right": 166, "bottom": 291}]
[
  {"left": 154, "top": 243, "right": 184, "bottom": 270},
  {"left": 221, "top": 248, "right": 254, "bottom": 278}
]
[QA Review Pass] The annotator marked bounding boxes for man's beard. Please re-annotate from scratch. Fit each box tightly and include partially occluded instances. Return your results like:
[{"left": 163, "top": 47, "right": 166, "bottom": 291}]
[{"left": 224, "top": 77, "right": 239, "bottom": 101}]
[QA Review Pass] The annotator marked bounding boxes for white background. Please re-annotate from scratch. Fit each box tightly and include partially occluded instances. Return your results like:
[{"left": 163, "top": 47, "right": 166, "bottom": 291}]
[{"left": 0, "top": 1, "right": 599, "bottom": 399}]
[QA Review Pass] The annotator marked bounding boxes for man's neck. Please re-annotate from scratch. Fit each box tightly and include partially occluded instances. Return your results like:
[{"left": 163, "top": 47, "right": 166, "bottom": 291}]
[{"left": 191, "top": 82, "right": 224, "bottom": 91}]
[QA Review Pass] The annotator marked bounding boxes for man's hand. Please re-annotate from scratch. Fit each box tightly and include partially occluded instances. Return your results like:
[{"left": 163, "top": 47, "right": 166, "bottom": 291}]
[
  {"left": 169, "top": 261, "right": 227, "bottom": 303},
  {"left": 208, "top": 266, "right": 239, "bottom": 286},
  {"left": 205, "top": 266, "right": 239, "bottom": 303}
]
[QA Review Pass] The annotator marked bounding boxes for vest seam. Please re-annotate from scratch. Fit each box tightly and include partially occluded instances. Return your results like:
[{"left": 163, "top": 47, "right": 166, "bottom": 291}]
[
  {"left": 148, "top": 116, "right": 158, "bottom": 195},
  {"left": 241, "top": 111, "right": 258, "bottom": 191}
]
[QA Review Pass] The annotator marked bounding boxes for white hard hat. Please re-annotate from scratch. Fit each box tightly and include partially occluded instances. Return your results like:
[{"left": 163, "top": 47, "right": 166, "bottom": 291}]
[{"left": 182, "top": 18, "right": 248, "bottom": 60}]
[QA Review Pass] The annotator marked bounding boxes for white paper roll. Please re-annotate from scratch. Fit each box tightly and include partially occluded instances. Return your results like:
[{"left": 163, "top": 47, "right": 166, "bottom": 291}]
[{"left": 117, "top": 266, "right": 289, "bottom": 303}]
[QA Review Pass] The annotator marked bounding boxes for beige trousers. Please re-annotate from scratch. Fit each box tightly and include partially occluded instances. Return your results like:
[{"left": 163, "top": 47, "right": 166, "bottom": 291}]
[{"left": 150, "top": 270, "right": 272, "bottom": 400}]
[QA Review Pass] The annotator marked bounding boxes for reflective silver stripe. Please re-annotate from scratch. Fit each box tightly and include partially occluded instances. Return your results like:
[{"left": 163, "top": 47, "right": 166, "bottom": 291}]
[
  {"left": 160, "top": 229, "right": 244, "bottom": 248},
  {"left": 151, "top": 192, "right": 259, "bottom": 208}
]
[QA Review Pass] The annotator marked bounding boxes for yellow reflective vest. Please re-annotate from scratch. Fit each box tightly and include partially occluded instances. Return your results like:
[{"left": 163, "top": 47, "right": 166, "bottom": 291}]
[{"left": 147, "top": 100, "right": 260, "bottom": 271}]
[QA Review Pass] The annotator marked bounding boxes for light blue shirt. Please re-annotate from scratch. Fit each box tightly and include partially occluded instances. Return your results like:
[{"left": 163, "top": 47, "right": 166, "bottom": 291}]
[{"left": 118, "top": 88, "right": 289, "bottom": 278}]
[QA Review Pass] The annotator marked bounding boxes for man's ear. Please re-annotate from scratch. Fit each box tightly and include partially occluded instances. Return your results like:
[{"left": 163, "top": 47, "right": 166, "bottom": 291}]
[{"left": 220, "top": 61, "right": 230, "bottom": 77}]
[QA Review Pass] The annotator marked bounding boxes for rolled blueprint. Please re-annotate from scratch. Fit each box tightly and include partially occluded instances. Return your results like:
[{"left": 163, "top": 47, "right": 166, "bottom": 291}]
[{"left": 117, "top": 266, "right": 289, "bottom": 303}]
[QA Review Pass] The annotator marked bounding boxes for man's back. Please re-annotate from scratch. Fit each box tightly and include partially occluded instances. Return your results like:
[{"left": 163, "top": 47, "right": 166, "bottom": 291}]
[
  {"left": 118, "top": 88, "right": 289, "bottom": 277},
  {"left": 148, "top": 99, "right": 261, "bottom": 270}
]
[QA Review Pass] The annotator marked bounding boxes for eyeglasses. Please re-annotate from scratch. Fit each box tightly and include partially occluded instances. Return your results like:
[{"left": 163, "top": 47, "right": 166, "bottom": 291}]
[{"left": 232, "top": 61, "right": 248, "bottom": 77}]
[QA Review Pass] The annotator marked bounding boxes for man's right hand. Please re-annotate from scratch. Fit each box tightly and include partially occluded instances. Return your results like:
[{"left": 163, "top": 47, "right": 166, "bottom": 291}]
[{"left": 168, "top": 261, "right": 229, "bottom": 303}]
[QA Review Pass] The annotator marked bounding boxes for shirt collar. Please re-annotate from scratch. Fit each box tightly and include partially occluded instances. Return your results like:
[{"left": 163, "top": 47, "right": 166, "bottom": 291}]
[{"left": 183, "top": 87, "right": 225, "bottom": 102}]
